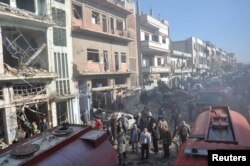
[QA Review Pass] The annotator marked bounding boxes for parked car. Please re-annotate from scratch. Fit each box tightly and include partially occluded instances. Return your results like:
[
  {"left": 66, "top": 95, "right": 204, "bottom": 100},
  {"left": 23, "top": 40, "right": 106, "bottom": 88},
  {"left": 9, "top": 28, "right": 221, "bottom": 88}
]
[{"left": 111, "top": 112, "right": 136, "bottom": 129}]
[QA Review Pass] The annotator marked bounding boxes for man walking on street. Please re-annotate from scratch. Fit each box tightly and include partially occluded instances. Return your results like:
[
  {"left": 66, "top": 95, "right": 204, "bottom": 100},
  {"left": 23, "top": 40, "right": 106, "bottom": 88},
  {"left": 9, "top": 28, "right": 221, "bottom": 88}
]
[
  {"left": 130, "top": 124, "right": 140, "bottom": 154},
  {"left": 117, "top": 132, "right": 126, "bottom": 165},
  {"left": 179, "top": 121, "right": 191, "bottom": 144},
  {"left": 140, "top": 128, "right": 151, "bottom": 160},
  {"left": 151, "top": 122, "right": 160, "bottom": 154},
  {"left": 160, "top": 121, "right": 172, "bottom": 159}
]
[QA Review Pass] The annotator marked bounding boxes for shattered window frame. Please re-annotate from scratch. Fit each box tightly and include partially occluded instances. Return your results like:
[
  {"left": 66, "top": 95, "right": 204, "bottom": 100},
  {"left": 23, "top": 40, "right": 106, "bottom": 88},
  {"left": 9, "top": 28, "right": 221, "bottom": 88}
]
[
  {"left": 72, "top": 3, "right": 82, "bottom": 20},
  {"left": 16, "top": 0, "right": 35, "bottom": 13},
  {"left": 92, "top": 11, "right": 100, "bottom": 24},
  {"left": 87, "top": 49, "right": 100, "bottom": 62}
]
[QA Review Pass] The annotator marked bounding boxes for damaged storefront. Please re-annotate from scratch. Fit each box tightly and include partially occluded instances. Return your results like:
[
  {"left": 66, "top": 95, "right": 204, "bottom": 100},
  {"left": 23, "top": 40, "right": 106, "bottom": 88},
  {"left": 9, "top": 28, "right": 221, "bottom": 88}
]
[
  {"left": 77, "top": 75, "right": 140, "bottom": 118},
  {"left": 0, "top": 3, "right": 56, "bottom": 145}
]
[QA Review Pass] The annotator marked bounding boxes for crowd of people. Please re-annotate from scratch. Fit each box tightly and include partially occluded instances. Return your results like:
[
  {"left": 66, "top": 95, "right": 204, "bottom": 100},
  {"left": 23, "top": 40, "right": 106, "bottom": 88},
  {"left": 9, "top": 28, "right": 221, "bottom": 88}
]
[
  {"left": 13, "top": 118, "right": 49, "bottom": 144},
  {"left": 87, "top": 106, "right": 191, "bottom": 165}
]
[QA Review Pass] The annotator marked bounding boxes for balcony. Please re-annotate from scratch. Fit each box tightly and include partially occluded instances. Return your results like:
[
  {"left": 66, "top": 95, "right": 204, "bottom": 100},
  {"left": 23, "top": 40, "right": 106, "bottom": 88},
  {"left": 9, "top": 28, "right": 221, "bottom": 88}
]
[
  {"left": 197, "top": 64, "right": 209, "bottom": 69},
  {"left": 172, "top": 50, "right": 192, "bottom": 58},
  {"left": 141, "top": 40, "right": 170, "bottom": 53},
  {"left": 140, "top": 14, "right": 168, "bottom": 30},
  {"left": 72, "top": 18, "right": 134, "bottom": 42},
  {"left": 89, "top": 0, "right": 133, "bottom": 15},
  {"left": 0, "top": 4, "right": 54, "bottom": 28},
  {"left": 142, "top": 66, "right": 171, "bottom": 74},
  {"left": 174, "top": 68, "right": 193, "bottom": 74}
]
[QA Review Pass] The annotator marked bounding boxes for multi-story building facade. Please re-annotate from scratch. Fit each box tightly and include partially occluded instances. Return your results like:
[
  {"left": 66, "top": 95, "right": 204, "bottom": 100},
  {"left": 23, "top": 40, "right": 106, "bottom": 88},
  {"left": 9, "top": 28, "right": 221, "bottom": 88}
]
[
  {"left": 47, "top": 0, "right": 78, "bottom": 126},
  {"left": 71, "top": 0, "right": 139, "bottom": 114},
  {"left": 172, "top": 37, "right": 209, "bottom": 72},
  {"left": 0, "top": 0, "right": 57, "bottom": 144},
  {"left": 170, "top": 50, "right": 192, "bottom": 75},
  {"left": 173, "top": 38, "right": 237, "bottom": 76},
  {"left": 139, "top": 13, "right": 171, "bottom": 88}
]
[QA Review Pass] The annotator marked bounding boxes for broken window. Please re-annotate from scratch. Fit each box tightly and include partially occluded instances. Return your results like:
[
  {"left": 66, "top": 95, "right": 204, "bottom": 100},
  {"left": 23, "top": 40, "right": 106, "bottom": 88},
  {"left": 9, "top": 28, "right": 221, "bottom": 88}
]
[
  {"left": 0, "top": 0, "right": 9, "bottom": 5},
  {"left": 87, "top": 49, "right": 99, "bottom": 62},
  {"left": 16, "top": 0, "right": 35, "bottom": 13},
  {"left": 102, "top": 15, "right": 107, "bottom": 32},
  {"left": 152, "top": 35, "right": 159, "bottom": 42},
  {"left": 103, "top": 50, "right": 109, "bottom": 71},
  {"left": 13, "top": 83, "right": 46, "bottom": 99},
  {"left": 110, "top": 17, "right": 114, "bottom": 34},
  {"left": 73, "top": 3, "right": 82, "bottom": 19},
  {"left": 115, "top": 52, "right": 119, "bottom": 71},
  {"left": 52, "top": 8, "right": 66, "bottom": 27},
  {"left": 57, "top": 102, "right": 67, "bottom": 125},
  {"left": 157, "top": 58, "right": 162, "bottom": 66},
  {"left": 92, "top": 11, "right": 100, "bottom": 24},
  {"left": 53, "top": 28, "right": 67, "bottom": 46},
  {"left": 55, "top": 0, "right": 65, "bottom": 4},
  {"left": 162, "top": 37, "right": 166, "bottom": 44},
  {"left": 145, "top": 33, "right": 149, "bottom": 41},
  {"left": 121, "top": 53, "right": 126, "bottom": 63},
  {"left": 116, "top": 20, "right": 123, "bottom": 31},
  {"left": 92, "top": 78, "right": 109, "bottom": 88},
  {"left": 115, "top": 77, "right": 127, "bottom": 85}
]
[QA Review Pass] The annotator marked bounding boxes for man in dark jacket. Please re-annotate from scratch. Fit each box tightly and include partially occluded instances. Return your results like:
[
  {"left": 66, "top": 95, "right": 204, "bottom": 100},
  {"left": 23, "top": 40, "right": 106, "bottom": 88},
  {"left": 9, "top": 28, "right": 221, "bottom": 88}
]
[
  {"left": 170, "top": 104, "right": 179, "bottom": 129},
  {"left": 160, "top": 121, "right": 172, "bottom": 159},
  {"left": 136, "top": 113, "right": 146, "bottom": 131},
  {"left": 151, "top": 122, "right": 160, "bottom": 154},
  {"left": 147, "top": 112, "right": 156, "bottom": 132},
  {"left": 130, "top": 124, "right": 140, "bottom": 153}
]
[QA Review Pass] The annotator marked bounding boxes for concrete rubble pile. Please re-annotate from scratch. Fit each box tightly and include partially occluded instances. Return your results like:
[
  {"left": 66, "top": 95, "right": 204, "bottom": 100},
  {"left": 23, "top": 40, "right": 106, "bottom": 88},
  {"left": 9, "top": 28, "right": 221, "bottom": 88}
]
[{"left": 4, "top": 64, "right": 49, "bottom": 77}]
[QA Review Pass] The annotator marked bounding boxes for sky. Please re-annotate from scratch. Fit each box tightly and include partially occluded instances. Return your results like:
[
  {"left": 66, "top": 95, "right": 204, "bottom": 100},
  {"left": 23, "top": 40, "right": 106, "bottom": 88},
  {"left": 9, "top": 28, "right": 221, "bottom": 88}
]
[{"left": 139, "top": 0, "right": 250, "bottom": 63}]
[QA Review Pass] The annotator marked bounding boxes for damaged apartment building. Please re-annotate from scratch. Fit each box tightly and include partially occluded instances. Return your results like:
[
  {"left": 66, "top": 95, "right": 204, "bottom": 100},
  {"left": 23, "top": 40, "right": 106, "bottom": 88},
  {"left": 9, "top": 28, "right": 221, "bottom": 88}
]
[
  {"left": 71, "top": 0, "right": 139, "bottom": 112},
  {"left": 0, "top": 0, "right": 74, "bottom": 146},
  {"left": 139, "top": 12, "right": 171, "bottom": 89}
]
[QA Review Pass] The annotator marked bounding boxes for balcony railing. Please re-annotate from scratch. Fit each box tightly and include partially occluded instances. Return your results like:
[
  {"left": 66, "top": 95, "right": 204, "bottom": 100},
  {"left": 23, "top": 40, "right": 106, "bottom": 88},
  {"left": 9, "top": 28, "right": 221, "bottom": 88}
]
[
  {"left": 140, "top": 14, "right": 168, "bottom": 30},
  {"left": 142, "top": 66, "right": 171, "bottom": 73},
  {"left": 0, "top": 4, "right": 53, "bottom": 27},
  {"left": 72, "top": 18, "right": 135, "bottom": 40},
  {"left": 141, "top": 40, "right": 170, "bottom": 53},
  {"left": 174, "top": 68, "right": 193, "bottom": 73}
]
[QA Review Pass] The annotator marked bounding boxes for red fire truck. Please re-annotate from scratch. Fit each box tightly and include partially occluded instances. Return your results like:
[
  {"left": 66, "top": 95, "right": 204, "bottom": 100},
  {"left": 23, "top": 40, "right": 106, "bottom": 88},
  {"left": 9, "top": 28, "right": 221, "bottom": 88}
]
[{"left": 175, "top": 105, "right": 250, "bottom": 166}]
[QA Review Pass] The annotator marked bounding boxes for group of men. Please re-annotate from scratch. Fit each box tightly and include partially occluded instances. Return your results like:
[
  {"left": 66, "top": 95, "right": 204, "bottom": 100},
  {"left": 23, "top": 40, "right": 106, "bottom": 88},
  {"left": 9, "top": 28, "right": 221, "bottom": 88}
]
[
  {"left": 131, "top": 114, "right": 172, "bottom": 160},
  {"left": 81, "top": 105, "right": 191, "bottom": 165}
]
